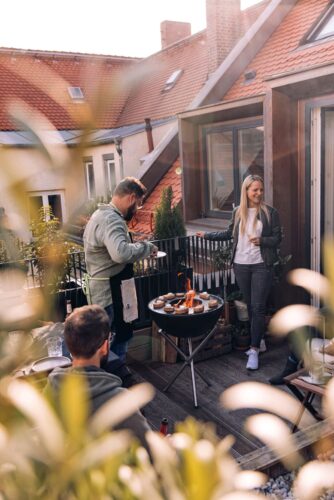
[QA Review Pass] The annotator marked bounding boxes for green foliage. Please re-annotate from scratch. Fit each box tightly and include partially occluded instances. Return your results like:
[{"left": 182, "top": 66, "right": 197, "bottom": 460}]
[
  {"left": 23, "top": 206, "right": 63, "bottom": 259},
  {"left": 212, "top": 244, "right": 232, "bottom": 272},
  {"left": 0, "top": 229, "right": 21, "bottom": 263},
  {"left": 21, "top": 206, "right": 81, "bottom": 291},
  {"left": 0, "top": 369, "right": 244, "bottom": 500},
  {"left": 154, "top": 186, "right": 186, "bottom": 240},
  {"left": 226, "top": 290, "right": 243, "bottom": 302},
  {"left": 273, "top": 249, "right": 292, "bottom": 283}
]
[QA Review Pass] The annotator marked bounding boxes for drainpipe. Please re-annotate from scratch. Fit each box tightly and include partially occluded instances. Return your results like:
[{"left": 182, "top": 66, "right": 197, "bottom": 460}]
[
  {"left": 114, "top": 136, "right": 124, "bottom": 179},
  {"left": 145, "top": 118, "right": 154, "bottom": 153}
]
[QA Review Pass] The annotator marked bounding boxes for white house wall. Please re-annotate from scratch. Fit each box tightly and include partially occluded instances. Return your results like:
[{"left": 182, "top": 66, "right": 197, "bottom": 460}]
[
  {"left": 86, "top": 121, "right": 175, "bottom": 197},
  {"left": 0, "top": 146, "right": 86, "bottom": 230},
  {"left": 0, "top": 121, "right": 175, "bottom": 232},
  {"left": 122, "top": 121, "right": 174, "bottom": 178}
]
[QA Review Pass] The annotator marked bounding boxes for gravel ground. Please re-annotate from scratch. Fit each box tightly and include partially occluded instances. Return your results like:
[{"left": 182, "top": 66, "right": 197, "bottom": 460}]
[{"left": 258, "top": 471, "right": 334, "bottom": 499}]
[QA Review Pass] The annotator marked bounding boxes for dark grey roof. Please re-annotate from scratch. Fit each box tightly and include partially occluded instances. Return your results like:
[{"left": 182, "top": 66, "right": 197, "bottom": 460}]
[{"left": 0, "top": 118, "right": 173, "bottom": 147}]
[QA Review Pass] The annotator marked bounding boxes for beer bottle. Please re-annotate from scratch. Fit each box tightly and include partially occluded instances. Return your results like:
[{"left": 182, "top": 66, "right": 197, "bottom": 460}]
[{"left": 159, "top": 417, "right": 169, "bottom": 436}]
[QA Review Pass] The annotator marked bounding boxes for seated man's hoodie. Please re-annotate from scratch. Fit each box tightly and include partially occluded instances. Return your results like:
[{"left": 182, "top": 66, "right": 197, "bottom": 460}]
[{"left": 47, "top": 365, "right": 150, "bottom": 449}]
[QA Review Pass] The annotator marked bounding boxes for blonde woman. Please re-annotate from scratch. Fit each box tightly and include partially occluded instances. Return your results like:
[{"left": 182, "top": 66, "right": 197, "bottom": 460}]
[{"left": 197, "top": 175, "right": 281, "bottom": 370}]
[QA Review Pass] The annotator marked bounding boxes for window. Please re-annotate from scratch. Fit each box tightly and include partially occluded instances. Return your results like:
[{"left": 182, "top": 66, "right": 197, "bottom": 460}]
[
  {"left": 28, "top": 191, "right": 65, "bottom": 223},
  {"left": 84, "top": 159, "right": 96, "bottom": 199},
  {"left": 162, "top": 69, "right": 183, "bottom": 92},
  {"left": 304, "top": 3, "right": 334, "bottom": 43},
  {"left": 103, "top": 154, "right": 116, "bottom": 199},
  {"left": 68, "top": 86, "right": 84, "bottom": 100},
  {"left": 204, "top": 120, "right": 264, "bottom": 216}
]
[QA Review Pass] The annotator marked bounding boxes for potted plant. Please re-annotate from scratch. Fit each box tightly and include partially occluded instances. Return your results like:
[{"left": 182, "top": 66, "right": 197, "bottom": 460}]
[
  {"left": 153, "top": 186, "right": 191, "bottom": 292},
  {"left": 226, "top": 290, "right": 249, "bottom": 322},
  {"left": 232, "top": 322, "right": 251, "bottom": 351},
  {"left": 21, "top": 206, "right": 83, "bottom": 321},
  {"left": 153, "top": 186, "right": 186, "bottom": 241},
  {"left": 267, "top": 249, "right": 293, "bottom": 314},
  {"left": 213, "top": 317, "right": 234, "bottom": 354}
]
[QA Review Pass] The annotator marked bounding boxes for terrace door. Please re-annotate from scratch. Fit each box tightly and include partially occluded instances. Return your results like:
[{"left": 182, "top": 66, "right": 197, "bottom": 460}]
[{"left": 310, "top": 107, "right": 334, "bottom": 304}]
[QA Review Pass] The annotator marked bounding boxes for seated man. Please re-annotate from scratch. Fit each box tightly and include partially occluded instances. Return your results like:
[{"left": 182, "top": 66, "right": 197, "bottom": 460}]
[{"left": 46, "top": 304, "right": 151, "bottom": 448}]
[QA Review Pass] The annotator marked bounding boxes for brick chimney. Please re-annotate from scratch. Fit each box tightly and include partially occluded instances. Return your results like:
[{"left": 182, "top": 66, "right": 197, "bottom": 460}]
[
  {"left": 160, "top": 21, "right": 191, "bottom": 49},
  {"left": 242, "top": 0, "right": 270, "bottom": 32},
  {"left": 206, "top": 0, "right": 242, "bottom": 75}
]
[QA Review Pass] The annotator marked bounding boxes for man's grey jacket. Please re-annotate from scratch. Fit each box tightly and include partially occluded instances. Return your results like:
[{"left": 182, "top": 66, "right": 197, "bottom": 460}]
[{"left": 83, "top": 204, "right": 154, "bottom": 308}]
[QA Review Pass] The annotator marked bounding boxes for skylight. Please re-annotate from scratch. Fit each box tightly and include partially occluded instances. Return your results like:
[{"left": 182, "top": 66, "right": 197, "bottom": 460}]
[
  {"left": 162, "top": 69, "right": 183, "bottom": 92},
  {"left": 305, "top": 3, "right": 334, "bottom": 43},
  {"left": 68, "top": 86, "right": 84, "bottom": 100}
]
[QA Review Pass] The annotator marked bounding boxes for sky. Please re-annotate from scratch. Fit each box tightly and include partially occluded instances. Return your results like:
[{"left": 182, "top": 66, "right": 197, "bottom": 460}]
[{"left": 0, "top": 0, "right": 262, "bottom": 58}]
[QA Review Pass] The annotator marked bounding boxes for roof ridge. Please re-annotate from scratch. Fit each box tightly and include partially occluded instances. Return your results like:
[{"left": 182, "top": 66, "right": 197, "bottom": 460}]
[
  {"left": 0, "top": 46, "right": 140, "bottom": 61},
  {"left": 139, "top": 29, "right": 206, "bottom": 62}
]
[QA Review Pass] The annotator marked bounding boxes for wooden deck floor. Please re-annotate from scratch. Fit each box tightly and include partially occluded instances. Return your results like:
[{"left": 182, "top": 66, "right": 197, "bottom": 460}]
[{"left": 131, "top": 335, "right": 293, "bottom": 458}]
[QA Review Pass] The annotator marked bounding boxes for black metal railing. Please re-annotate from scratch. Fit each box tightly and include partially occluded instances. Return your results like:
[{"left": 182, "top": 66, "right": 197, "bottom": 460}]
[{"left": 0, "top": 236, "right": 234, "bottom": 327}]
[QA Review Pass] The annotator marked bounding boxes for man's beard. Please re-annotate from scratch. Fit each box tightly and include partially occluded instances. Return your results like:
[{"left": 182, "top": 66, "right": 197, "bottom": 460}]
[{"left": 124, "top": 203, "right": 137, "bottom": 222}]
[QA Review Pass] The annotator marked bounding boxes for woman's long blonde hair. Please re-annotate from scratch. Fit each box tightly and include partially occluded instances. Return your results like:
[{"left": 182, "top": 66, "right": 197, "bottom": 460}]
[{"left": 235, "top": 174, "right": 270, "bottom": 235}]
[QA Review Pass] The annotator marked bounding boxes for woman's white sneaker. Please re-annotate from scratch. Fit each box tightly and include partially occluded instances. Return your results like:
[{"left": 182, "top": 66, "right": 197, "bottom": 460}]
[
  {"left": 246, "top": 339, "right": 266, "bottom": 356},
  {"left": 246, "top": 349, "right": 259, "bottom": 370}
]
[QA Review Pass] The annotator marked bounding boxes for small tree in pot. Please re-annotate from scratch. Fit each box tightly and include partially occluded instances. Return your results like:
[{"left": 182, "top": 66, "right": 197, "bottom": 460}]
[
  {"left": 153, "top": 186, "right": 186, "bottom": 240},
  {"left": 153, "top": 186, "right": 188, "bottom": 288}
]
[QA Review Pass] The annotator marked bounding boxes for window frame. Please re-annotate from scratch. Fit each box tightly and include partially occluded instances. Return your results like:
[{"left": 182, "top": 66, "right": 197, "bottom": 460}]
[
  {"left": 302, "top": 3, "right": 334, "bottom": 45},
  {"left": 202, "top": 117, "right": 264, "bottom": 219},
  {"left": 103, "top": 153, "right": 116, "bottom": 199},
  {"left": 162, "top": 69, "right": 183, "bottom": 92},
  {"left": 83, "top": 157, "right": 96, "bottom": 200},
  {"left": 27, "top": 190, "right": 66, "bottom": 223},
  {"left": 68, "top": 86, "right": 84, "bottom": 100}
]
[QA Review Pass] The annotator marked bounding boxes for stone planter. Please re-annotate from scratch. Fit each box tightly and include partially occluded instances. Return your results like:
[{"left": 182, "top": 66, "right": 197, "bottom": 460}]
[{"left": 234, "top": 300, "right": 249, "bottom": 322}]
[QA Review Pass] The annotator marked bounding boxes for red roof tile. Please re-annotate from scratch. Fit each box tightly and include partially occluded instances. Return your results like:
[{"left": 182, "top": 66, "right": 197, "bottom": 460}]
[
  {"left": 129, "top": 159, "right": 182, "bottom": 236},
  {"left": 117, "top": 32, "right": 209, "bottom": 126},
  {"left": 0, "top": 49, "right": 138, "bottom": 130},
  {"left": 225, "top": 0, "right": 333, "bottom": 101}
]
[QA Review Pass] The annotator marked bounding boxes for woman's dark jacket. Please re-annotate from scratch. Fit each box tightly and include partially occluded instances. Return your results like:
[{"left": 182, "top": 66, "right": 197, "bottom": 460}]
[{"left": 204, "top": 205, "right": 282, "bottom": 267}]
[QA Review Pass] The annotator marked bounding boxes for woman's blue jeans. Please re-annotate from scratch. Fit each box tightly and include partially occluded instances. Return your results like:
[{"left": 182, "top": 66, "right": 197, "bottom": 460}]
[
  {"left": 233, "top": 262, "right": 273, "bottom": 348},
  {"left": 104, "top": 304, "right": 128, "bottom": 363}
]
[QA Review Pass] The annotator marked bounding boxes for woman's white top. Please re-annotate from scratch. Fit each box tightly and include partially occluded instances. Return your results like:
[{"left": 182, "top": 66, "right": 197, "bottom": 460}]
[{"left": 234, "top": 208, "right": 264, "bottom": 264}]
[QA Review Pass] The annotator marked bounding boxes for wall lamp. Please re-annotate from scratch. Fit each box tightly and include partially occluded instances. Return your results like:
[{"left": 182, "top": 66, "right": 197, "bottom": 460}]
[{"left": 114, "top": 136, "right": 123, "bottom": 156}]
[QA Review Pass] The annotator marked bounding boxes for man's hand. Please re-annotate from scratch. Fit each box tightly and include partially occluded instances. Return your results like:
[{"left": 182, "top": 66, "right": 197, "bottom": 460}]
[
  {"left": 196, "top": 231, "right": 205, "bottom": 238},
  {"left": 150, "top": 245, "right": 158, "bottom": 257}
]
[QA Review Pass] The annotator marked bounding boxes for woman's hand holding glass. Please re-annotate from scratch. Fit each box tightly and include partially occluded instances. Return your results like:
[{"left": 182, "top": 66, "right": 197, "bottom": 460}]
[{"left": 248, "top": 235, "right": 260, "bottom": 246}]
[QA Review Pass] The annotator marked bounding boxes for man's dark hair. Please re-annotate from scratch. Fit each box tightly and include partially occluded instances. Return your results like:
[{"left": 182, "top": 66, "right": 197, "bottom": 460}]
[
  {"left": 113, "top": 177, "right": 147, "bottom": 198},
  {"left": 64, "top": 305, "right": 110, "bottom": 358}
]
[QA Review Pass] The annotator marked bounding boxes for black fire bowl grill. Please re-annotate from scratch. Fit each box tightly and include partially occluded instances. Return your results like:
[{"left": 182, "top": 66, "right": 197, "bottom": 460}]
[{"left": 148, "top": 294, "right": 224, "bottom": 338}]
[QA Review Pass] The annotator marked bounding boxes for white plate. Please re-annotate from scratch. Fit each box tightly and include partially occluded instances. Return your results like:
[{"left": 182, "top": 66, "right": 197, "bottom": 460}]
[
  {"left": 156, "top": 251, "right": 167, "bottom": 258},
  {"left": 31, "top": 356, "right": 71, "bottom": 373},
  {"left": 298, "top": 375, "right": 326, "bottom": 386}
]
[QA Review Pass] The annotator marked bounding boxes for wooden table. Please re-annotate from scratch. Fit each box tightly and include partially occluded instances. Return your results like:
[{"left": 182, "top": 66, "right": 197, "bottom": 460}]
[{"left": 284, "top": 369, "right": 326, "bottom": 432}]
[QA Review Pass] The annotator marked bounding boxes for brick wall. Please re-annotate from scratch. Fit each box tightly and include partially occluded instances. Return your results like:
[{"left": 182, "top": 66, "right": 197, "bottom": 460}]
[
  {"left": 206, "top": 0, "right": 243, "bottom": 75},
  {"left": 160, "top": 21, "right": 191, "bottom": 49},
  {"left": 206, "top": 0, "right": 270, "bottom": 75}
]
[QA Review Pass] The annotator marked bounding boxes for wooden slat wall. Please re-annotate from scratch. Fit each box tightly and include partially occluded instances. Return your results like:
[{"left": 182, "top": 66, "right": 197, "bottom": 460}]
[{"left": 265, "top": 89, "right": 299, "bottom": 306}]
